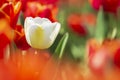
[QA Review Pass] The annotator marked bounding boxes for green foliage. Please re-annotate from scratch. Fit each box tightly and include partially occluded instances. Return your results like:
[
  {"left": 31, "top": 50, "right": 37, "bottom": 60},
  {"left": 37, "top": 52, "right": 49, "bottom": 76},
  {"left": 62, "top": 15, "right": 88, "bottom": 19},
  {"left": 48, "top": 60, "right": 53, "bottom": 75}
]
[
  {"left": 94, "top": 7, "right": 107, "bottom": 43},
  {"left": 54, "top": 33, "right": 69, "bottom": 59}
]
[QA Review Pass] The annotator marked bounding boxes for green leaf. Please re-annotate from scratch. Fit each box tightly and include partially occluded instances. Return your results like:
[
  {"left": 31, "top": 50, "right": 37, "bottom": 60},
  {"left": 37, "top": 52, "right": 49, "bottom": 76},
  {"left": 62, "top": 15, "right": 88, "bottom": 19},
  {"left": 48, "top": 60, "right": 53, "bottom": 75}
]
[
  {"left": 116, "top": 7, "right": 120, "bottom": 38},
  {"left": 71, "top": 44, "right": 85, "bottom": 61},
  {"left": 17, "top": 12, "right": 24, "bottom": 26},
  {"left": 107, "top": 13, "right": 117, "bottom": 39},
  {"left": 95, "top": 7, "right": 106, "bottom": 43},
  {"left": 54, "top": 33, "right": 69, "bottom": 59}
]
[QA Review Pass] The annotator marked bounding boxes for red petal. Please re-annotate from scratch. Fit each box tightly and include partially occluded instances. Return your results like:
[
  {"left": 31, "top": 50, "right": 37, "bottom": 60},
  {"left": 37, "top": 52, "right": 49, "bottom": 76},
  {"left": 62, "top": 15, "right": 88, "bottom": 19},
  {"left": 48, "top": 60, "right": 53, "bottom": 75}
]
[
  {"left": 0, "top": 33, "right": 10, "bottom": 59},
  {"left": 14, "top": 25, "right": 30, "bottom": 50},
  {"left": 114, "top": 48, "right": 120, "bottom": 68},
  {"left": 67, "top": 14, "right": 87, "bottom": 36}
]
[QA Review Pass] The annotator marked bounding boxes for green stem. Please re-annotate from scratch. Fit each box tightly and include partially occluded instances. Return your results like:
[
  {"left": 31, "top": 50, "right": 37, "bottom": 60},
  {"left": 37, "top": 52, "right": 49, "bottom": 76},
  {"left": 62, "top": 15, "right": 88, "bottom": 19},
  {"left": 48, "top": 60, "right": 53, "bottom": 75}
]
[{"left": 54, "top": 33, "right": 69, "bottom": 59}]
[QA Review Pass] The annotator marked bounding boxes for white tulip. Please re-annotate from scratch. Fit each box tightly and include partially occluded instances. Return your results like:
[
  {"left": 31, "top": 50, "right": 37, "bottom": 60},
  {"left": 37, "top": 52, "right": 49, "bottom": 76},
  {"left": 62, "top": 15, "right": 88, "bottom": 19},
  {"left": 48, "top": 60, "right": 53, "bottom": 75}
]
[{"left": 24, "top": 17, "right": 61, "bottom": 49}]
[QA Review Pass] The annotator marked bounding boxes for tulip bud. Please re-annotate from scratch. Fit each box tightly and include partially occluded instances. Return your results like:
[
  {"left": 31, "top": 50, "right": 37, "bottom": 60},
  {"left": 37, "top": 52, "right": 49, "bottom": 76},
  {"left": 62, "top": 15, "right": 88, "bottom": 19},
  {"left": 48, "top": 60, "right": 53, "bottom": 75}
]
[{"left": 24, "top": 17, "right": 61, "bottom": 49}]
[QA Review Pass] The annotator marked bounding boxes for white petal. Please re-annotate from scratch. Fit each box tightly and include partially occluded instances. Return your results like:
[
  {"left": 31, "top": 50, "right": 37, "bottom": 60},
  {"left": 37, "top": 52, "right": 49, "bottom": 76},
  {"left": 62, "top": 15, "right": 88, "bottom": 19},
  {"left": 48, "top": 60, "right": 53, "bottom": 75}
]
[
  {"left": 24, "top": 17, "right": 34, "bottom": 46},
  {"left": 24, "top": 17, "right": 33, "bottom": 33},
  {"left": 50, "top": 22, "right": 61, "bottom": 42},
  {"left": 33, "top": 17, "right": 51, "bottom": 25},
  {"left": 24, "top": 17, "right": 61, "bottom": 49},
  {"left": 28, "top": 24, "right": 45, "bottom": 49},
  {"left": 42, "top": 22, "right": 61, "bottom": 48}
]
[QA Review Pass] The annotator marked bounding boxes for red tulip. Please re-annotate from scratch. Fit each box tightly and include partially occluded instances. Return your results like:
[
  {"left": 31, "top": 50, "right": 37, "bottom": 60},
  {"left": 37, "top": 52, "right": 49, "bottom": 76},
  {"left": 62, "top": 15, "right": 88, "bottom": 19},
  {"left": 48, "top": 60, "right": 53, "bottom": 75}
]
[
  {"left": 0, "top": 16, "right": 13, "bottom": 59},
  {"left": 87, "top": 39, "right": 109, "bottom": 74},
  {"left": 67, "top": 14, "right": 96, "bottom": 36},
  {"left": 23, "top": 1, "right": 58, "bottom": 22},
  {"left": 37, "top": 0, "right": 58, "bottom": 5},
  {"left": 0, "top": 0, "right": 5, "bottom": 7},
  {"left": 14, "top": 25, "right": 30, "bottom": 50},
  {"left": 102, "top": 39, "right": 120, "bottom": 58},
  {"left": 67, "top": 14, "right": 87, "bottom": 36},
  {"left": 114, "top": 48, "right": 120, "bottom": 68},
  {"left": 88, "top": 48, "right": 109, "bottom": 74},
  {"left": 87, "top": 39, "right": 100, "bottom": 57},
  {"left": 87, "top": 39, "right": 120, "bottom": 59},
  {"left": 0, "top": 34, "right": 10, "bottom": 59},
  {"left": 89, "top": 0, "right": 120, "bottom": 13},
  {"left": 87, "top": 39, "right": 120, "bottom": 74},
  {"left": 0, "top": 1, "right": 22, "bottom": 29},
  {"left": 21, "top": 0, "right": 58, "bottom": 11},
  {"left": 39, "top": 7, "right": 58, "bottom": 22},
  {"left": 11, "top": 1, "right": 22, "bottom": 29},
  {"left": 0, "top": 1, "right": 29, "bottom": 50}
]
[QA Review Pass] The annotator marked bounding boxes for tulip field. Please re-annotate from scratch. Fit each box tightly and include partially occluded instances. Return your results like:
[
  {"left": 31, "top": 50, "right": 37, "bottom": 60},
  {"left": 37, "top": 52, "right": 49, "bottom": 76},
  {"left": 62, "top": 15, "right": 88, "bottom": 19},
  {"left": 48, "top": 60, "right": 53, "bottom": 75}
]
[{"left": 1, "top": 0, "right": 120, "bottom": 80}]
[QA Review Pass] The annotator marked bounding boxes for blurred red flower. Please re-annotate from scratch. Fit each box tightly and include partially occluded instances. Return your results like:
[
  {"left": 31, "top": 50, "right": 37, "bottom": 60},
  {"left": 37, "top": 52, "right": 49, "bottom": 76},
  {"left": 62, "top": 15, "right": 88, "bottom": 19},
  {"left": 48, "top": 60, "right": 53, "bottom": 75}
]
[
  {"left": 88, "top": 47, "right": 109, "bottom": 74},
  {"left": 67, "top": 14, "right": 87, "bottom": 36},
  {"left": 0, "top": 0, "right": 29, "bottom": 56},
  {"left": 0, "top": 34, "right": 10, "bottom": 59},
  {"left": 102, "top": 39, "right": 120, "bottom": 58},
  {"left": 114, "top": 48, "right": 120, "bottom": 68},
  {"left": 23, "top": 1, "right": 58, "bottom": 22},
  {"left": 14, "top": 25, "right": 30, "bottom": 50},
  {"left": 67, "top": 13, "right": 96, "bottom": 36},
  {"left": 87, "top": 39, "right": 100, "bottom": 57},
  {"left": 103, "top": 40, "right": 120, "bottom": 69},
  {"left": 89, "top": 0, "right": 120, "bottom": 13},
  {"left": 87, "top": 39, "right": 107, "bottom": 74},
  {"left": 0, "top": 1, "right": 22, "bottom": 29},
  {"left": 87, "top": 39, "right": 120, "bottom": 74},
  {"left": 0, "top": 0, "right": 11, "bottom": 7},
  {"left": 0, "top": 13, "right": 14, "bottom": 59},
  {"left": 21, "top": 0, "right": 58, "bottom": 11}
]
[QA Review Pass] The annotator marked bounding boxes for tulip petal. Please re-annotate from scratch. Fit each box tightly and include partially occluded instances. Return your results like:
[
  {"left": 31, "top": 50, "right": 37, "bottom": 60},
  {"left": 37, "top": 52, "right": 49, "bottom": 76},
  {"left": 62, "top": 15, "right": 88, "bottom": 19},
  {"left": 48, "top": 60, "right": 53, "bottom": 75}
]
[
  {"left": 40, "top": 22, "right": 60, "bottom": 48},
  {"left": 24, "top": 17, "right": 61, "bottom": 49},
  {"left": 24, "top": 17, "right": 33, "bottom": 45},
  {"left": 34, "top": 17, "right": 51, "bottom": 25},
  {"left": 50, "top": 22, "right": 61, "bottom": 43},
  {"left": 29, "top": 25, "right": 44, "bottom": 49}
]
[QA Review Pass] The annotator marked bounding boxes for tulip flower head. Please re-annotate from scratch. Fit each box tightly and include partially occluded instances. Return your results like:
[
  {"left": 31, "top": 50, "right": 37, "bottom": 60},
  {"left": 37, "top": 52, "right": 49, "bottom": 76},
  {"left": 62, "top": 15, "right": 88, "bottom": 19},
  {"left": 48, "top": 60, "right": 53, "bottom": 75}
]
[
  {"left": 89, "top": 0, "right": 120, "bottom": 13},
  {"left": 24, "top": 17, "right": 61, "bottom": 49}
]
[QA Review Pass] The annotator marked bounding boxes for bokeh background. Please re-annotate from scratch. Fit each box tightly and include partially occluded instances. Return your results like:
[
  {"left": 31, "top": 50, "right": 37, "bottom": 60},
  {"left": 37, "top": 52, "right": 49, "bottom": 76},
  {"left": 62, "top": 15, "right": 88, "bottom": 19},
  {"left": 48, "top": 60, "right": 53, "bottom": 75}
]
[{"left": 1, "top": 0, "right": 120, "bottom": 80}]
